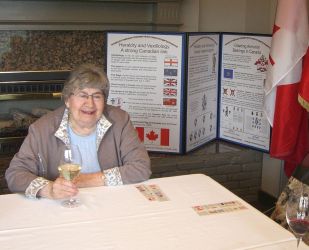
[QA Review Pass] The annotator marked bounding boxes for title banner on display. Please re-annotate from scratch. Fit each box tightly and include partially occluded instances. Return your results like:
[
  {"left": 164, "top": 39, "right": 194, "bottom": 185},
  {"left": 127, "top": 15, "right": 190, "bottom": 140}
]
[{"left": 106, "top": 31, "right": 271, "bottom": 154}]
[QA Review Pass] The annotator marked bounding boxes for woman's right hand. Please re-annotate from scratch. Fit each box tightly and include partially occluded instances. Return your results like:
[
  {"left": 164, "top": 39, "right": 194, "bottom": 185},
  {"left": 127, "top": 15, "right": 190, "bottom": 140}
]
[{"left": 38, "top": 177, "right": 79, "bottom": 199}]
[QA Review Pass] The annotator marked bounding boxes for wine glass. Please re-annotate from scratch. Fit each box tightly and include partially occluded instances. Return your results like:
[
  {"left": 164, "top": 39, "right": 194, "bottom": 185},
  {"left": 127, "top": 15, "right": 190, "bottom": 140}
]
[
  {"left": 286, "top": 191, "right": 309, "bottom": 248},
  {"left": 58, "top": 144, "right": 82, "bottom": 208}
]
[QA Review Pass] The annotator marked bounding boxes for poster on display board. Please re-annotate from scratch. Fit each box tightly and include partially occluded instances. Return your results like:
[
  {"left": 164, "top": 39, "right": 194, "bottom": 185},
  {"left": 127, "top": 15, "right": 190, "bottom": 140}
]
[
  {"left": 106, "top": 32, "right": 186, "bottom": 153},
  {"left": 186, "top": 33, "right": 220, "bottom": 152},
  {"left": 106, "top": 31, "right": 272, "bottom": 154},
  {"left": 218, "top": 33, "right": 271, "bottom": 152}
]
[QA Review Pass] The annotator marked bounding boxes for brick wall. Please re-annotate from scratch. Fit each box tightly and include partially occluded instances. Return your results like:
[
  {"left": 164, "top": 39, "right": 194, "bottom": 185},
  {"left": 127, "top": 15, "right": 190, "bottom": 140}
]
[{"left": 150, "top": 141, "right": 263, "bottom": 203}]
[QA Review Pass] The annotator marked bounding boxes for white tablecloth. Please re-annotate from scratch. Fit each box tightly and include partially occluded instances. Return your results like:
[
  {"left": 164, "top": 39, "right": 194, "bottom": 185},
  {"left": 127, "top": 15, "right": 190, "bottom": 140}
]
[{"left": 0, "top": 174, "right": 303, "bottom": 250}]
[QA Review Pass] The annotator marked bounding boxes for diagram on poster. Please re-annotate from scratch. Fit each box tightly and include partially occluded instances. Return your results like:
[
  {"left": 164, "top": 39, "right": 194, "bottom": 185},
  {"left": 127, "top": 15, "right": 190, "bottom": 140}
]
[
  {"left": 186, "top": 34, "right": 219, "bottom": 152},
  {"left": 106, "top": 32, "right": 185, "bottom": 153},
  {"left": 219, "top": 34, "right": 271, "bottom": 151}
]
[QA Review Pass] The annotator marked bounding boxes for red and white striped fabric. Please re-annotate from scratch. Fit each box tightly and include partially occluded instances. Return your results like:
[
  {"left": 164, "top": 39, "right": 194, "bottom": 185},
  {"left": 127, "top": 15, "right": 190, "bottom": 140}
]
[{"left": 264, "top": 0, "right": 309, "bottom": 176}]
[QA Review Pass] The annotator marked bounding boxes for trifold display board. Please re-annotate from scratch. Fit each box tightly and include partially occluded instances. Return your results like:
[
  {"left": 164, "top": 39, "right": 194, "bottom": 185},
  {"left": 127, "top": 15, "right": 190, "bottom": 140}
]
[{"left": 106, "top": 32, "right": 271, "bottom": 154}]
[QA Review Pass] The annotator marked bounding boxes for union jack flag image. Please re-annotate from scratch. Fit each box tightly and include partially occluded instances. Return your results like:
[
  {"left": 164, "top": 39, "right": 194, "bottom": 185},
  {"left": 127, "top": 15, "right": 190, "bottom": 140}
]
[
  {"left": 163, "top": 88, "right": 177, "bottom": 97},
  {"left": 163, "top": 78, "right": 177, "bottom": 87},
  {"left": 164, "top": 68, "right": 178, "bottom": 77},
  {"left": 164, "top": 58, "right": 178, "bottom": 67}
]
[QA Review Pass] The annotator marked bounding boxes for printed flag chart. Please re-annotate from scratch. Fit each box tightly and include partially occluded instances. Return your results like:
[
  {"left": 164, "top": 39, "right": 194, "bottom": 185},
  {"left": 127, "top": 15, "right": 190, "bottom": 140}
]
[
  {"left": 106, "top": 32, "right": 185, "bottom": 153},
  {"left": 106, "top": 32, "right": 271, "bottom": 154}
]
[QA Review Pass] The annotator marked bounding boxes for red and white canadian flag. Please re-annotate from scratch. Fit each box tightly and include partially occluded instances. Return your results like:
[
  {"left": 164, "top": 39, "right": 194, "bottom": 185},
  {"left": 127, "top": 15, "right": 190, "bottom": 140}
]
[
  {"left": 264, "top": 0, "right": 309, "bottom": 176},
  {"left": 135, "top": 127, "right": 169, "bottom": 146}
]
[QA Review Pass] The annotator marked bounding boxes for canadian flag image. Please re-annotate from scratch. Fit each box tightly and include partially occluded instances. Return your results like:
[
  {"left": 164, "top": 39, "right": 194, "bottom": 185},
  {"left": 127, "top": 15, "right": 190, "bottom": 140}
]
[{"left": 135, "top": 127, "right": 169, "bottom": 146}]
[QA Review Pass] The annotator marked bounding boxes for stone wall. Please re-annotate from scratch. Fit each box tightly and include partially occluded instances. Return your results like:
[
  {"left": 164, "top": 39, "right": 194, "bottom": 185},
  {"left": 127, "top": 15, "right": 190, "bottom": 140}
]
[{"left": 0, "top": 31, "right": 105, "bottom": 71}]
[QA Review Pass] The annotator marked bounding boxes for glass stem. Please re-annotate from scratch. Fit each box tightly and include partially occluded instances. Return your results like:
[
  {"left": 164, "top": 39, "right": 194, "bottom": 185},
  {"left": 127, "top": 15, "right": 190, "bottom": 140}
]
[{"left": 297, "top": 236, "right": 301, "bottom": 248}]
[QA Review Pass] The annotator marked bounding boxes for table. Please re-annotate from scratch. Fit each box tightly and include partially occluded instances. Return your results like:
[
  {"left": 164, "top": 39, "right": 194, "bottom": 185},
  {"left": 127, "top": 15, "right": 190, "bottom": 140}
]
[{"left": 0, "top": 174, "right": 305, "bottom": 250}]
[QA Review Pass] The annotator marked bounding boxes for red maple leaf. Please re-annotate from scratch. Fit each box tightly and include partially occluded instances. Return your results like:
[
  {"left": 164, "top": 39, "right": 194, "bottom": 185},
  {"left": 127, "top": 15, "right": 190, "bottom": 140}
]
[{"left": 146, "top": 130, "right": 158, "bottom": 141}]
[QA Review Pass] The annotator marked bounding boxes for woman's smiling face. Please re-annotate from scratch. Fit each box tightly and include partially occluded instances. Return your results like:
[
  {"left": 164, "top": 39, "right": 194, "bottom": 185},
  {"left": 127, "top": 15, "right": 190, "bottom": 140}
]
[{"left": 65, "top": 88, "right": 104, "bottom": 133}]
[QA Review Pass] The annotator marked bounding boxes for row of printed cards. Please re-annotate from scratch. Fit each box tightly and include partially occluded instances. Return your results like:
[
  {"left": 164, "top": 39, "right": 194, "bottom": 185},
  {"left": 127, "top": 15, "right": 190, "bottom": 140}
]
[{"left": 135, "top": 184, "right": 247, "bottom": 215}]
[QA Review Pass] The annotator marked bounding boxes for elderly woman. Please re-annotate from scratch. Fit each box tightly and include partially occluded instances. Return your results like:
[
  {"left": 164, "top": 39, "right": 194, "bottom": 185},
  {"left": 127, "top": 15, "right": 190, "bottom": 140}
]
[{"left": 5, "top": 64, "right": 151, "bottom": 199}]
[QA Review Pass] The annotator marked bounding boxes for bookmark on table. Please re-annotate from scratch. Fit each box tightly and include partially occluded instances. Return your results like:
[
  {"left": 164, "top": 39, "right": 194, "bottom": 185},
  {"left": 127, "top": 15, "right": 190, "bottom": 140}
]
[
  {"left": 136, "top": 184, "right": 156, "bottom": 201},
  {"left": 148, "top": 184, "right": 169, "bottom": 201},
  {"left": 135, "top": 184, "right": 169, "bottom": 201},
  {"left": 192, "top": 200, "right": 247, "bottom": 216}
]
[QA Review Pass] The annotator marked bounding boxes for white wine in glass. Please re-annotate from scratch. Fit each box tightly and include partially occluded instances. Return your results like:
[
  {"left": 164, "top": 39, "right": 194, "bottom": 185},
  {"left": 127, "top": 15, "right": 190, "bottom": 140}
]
[
  {"left": 286, "top": 192, "right": 309, "bottom": 248},
  {"left": 58, "top": 145, "right": 82, "bottom": 208},
  {"left": 58, "top": 163, "right": 81, "bottom": 181}
]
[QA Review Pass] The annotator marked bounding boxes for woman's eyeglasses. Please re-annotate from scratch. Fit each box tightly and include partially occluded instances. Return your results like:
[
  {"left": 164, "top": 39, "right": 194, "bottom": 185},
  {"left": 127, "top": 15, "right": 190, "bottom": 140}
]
[{"left": 72, "top": 92, "right": 104, "bottom": 102}]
